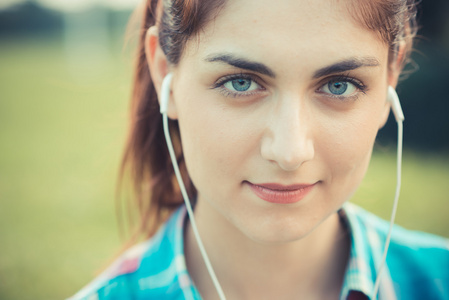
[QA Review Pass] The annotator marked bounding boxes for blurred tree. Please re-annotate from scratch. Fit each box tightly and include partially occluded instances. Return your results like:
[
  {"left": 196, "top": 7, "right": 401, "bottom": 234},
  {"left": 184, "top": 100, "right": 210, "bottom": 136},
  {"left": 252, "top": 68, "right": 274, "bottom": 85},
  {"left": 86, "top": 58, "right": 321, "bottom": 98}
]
[
  {"left": 0, "top": 2, "right": 62, "bottom": 35},
  {"left": 378, "top": 0, "right": 449, "bottom": 152}
]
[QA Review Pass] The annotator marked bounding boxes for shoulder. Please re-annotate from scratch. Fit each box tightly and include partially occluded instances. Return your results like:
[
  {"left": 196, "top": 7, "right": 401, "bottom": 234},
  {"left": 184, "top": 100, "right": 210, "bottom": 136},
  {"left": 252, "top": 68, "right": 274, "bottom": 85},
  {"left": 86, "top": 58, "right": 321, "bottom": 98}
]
[
  {"left": 67, "top": 206, "right": 195, "bottom": 300},
  {"left": 345, "top": 203, "right": 449, "bottom": 298},
  {"left": 346, "top": 203, "right": 449, "bottom": 259}
]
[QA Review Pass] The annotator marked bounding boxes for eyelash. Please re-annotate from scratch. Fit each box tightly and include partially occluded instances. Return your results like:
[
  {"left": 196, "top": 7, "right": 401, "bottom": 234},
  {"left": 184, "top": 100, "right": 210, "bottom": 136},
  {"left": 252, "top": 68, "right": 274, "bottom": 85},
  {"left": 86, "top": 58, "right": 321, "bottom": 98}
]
[{"left": 212, "top": 73, "right": 367, "bottom": 100}]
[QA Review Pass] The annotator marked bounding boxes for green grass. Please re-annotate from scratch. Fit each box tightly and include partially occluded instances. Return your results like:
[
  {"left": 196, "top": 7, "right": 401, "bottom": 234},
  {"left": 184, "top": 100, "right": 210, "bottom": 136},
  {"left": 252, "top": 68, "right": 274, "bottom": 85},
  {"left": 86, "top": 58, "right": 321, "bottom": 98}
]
[
  {"left": 0, "top": 34, "right": 129, "bottom": 299},
  {"left": 0, "top": 35, "right": 448, "bottom": 300},
  {"left": 351, "top": 150, "right": 449, "bottom": 237}
]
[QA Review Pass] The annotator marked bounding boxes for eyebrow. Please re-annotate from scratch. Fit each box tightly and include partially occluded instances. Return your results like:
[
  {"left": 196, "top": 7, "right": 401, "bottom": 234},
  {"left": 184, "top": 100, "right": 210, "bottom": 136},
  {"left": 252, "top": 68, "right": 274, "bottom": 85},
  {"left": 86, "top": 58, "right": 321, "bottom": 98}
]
[
  {"left": 205, "top": 53, "right": 276, "bottom": 78},
  {"left": 205, "top": 53, "right": 380, "bottom": 79},
  {"left": 312, "top": 57, "right": 380, "bottom": 78}
]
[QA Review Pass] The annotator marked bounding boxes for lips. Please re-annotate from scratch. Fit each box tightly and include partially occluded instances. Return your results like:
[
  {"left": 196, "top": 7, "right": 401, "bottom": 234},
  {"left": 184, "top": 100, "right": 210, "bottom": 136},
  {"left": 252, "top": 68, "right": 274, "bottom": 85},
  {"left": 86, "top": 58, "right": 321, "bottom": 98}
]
[{"left": 246, "top": 181, "right": 316, "bottom": 204}]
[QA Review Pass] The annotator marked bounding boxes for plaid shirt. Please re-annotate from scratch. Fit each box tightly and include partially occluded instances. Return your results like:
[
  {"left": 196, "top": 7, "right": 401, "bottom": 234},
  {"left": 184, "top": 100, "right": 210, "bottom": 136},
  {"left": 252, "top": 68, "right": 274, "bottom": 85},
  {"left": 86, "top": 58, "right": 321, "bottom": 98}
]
[{"left": 68, "top": 203, "right": 449, "bottom": 300}]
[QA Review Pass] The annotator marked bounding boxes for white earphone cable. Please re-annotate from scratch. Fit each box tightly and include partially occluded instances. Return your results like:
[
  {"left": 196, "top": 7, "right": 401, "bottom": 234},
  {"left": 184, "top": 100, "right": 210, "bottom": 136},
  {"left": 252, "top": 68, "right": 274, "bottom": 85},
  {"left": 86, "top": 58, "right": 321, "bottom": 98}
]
[
  {"left": 372, "top": 119, "right": 403, "bottom": 299},
  {"left": 160, "top": 74, "right": 227, "bottom": 300}
]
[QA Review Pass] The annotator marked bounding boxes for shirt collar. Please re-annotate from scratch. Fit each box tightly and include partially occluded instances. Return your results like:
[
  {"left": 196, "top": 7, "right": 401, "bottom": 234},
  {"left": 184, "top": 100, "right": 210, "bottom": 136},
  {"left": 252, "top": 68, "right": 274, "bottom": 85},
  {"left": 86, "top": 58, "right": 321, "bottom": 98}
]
[
  {"left": 339, "top": 202, "right": 397, "bottom": 300},
  {"left": 171, "top": 203, "right": 396, "bottom": 300},
  {"left": 167, "top": 206, "right": 200, "bottom": 299}
]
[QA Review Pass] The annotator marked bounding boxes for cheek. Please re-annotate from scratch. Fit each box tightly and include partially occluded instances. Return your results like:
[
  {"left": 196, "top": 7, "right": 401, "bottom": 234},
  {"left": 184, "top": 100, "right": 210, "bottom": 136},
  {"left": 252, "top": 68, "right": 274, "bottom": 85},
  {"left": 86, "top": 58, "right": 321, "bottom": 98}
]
[
  {"left": 174, "top": 93, "right": 255, "bottom": 194},
  {"left": 317, "top": 102, "right": 384, "bottom": 195},
  {"left": 323, "top": 116, "right": 377, "bottom": 162}
]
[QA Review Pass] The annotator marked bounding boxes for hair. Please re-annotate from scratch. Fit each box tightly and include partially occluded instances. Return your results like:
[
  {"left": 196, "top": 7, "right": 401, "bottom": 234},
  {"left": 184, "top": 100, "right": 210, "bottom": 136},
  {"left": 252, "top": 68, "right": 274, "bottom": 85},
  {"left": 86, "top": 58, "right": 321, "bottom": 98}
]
[{"left": 118, "top": 0, "right": 419, "bottom": 244}]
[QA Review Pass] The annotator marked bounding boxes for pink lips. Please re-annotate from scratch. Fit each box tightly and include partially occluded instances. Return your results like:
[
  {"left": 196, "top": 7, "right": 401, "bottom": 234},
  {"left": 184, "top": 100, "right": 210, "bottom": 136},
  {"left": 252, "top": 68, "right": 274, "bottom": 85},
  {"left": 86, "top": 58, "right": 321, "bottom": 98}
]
[{"left": 247, "top": 182, "right": 316, "bottom": 204}]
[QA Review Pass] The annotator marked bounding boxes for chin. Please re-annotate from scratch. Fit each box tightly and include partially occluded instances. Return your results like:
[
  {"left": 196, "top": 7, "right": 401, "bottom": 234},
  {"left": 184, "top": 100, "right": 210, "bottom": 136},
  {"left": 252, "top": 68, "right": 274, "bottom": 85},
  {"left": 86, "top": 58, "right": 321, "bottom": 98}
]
[{"left": 236, "top": 215, "right": 319, "bottom": 245}]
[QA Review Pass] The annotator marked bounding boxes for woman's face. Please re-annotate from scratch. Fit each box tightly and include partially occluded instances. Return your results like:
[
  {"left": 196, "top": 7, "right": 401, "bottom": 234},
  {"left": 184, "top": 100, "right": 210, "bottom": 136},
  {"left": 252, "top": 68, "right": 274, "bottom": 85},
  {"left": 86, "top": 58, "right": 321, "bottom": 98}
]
[{"left": 169, "top": 0, "right": 392, "bottom": 243}]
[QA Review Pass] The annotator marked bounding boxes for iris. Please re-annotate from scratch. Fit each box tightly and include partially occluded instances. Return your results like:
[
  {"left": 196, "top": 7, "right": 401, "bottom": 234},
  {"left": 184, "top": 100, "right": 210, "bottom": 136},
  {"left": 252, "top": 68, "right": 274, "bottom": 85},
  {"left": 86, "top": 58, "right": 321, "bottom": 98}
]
[
  {"left": 328, "top": 81, "right": 348, "bottom": 95},
  {"left": 231, "top": 79, "right": 251, "bottom": 92}
]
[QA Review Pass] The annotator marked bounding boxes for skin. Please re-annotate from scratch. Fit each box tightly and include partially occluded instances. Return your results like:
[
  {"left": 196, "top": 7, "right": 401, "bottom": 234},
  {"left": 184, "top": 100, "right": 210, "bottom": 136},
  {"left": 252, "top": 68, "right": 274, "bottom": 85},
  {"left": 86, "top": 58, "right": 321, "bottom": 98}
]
[{"left": 146, "top": 0, "right": 402, "bottom": 298}]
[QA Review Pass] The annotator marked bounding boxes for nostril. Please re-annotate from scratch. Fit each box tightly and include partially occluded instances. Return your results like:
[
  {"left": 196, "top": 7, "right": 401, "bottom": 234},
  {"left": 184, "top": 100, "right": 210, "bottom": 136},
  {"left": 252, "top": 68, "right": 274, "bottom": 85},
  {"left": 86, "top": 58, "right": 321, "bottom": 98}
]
[
  {"left": 277, "top": 153, "right": 308, "bottom": 171},
  {"left": 261, "top": 133, "right": 315, "bottom": 171}
]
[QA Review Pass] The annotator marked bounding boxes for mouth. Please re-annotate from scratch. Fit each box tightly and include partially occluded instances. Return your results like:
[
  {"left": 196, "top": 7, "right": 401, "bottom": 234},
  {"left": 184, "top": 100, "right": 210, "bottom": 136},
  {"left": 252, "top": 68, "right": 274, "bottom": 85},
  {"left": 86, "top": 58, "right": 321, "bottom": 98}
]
[{"left": 245, "top": 181, "right": 317, "bottom": 204}]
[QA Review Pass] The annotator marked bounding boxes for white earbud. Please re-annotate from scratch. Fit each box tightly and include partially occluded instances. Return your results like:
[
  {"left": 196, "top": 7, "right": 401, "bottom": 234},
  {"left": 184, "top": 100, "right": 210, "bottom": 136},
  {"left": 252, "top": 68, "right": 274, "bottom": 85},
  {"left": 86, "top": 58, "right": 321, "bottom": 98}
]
[
  {"left": 160, "top": 73, "right": 174, "bottom": 114},
  {"left": 387, "top": 86, "right": 404, "bottom": 122}
]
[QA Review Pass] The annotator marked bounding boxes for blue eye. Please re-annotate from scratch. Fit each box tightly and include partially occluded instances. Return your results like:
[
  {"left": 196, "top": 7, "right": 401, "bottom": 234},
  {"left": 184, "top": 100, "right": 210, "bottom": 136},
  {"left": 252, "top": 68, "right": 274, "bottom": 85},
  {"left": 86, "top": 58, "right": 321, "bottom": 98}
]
[
  {"left": 222, "top": 77, "right": 260, "bottom": 93},
  {"left": 328, "top": 81, "right": 348, "bottom": 95},
  {"left": 230, "top": 79, "right": 251, "bottom": 91},
  {"left": 320, "top": 78, "right": 359, "bottom": 97}
]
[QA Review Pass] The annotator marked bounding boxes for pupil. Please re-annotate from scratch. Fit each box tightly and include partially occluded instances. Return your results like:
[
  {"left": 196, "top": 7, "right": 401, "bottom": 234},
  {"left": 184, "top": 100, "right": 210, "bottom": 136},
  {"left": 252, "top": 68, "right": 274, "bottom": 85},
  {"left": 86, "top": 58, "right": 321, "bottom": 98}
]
[
  {"left": 232, "top": 79, "right": 251, "bottom": 92},
  {"left": 328, "top": 81, "right": 348, "bottom": 95}
]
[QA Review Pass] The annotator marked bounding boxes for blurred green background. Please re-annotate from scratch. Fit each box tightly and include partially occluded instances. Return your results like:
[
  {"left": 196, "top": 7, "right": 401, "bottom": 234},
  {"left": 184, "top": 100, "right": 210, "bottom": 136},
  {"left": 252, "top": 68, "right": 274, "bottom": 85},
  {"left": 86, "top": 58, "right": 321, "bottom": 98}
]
[{"left": 0, "top": 1, "right": 448, "bottom": 299}]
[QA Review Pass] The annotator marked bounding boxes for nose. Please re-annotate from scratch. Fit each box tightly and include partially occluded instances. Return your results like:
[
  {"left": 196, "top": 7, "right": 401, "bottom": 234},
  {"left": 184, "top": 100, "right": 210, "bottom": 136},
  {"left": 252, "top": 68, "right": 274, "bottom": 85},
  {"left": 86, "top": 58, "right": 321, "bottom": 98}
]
[{"left": 260, "top": 96, "right": 314, "bottom": 171}]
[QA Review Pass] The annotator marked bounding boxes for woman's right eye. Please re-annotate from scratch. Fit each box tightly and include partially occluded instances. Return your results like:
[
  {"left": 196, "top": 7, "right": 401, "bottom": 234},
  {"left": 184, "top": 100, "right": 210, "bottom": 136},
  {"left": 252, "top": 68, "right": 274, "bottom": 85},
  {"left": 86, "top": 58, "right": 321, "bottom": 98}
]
[
  {"left": 214, "top": 75, "right": 264, "bottom": 97},
  {"left": 223, "top": 78, "right": 260, "bottom": 93}
]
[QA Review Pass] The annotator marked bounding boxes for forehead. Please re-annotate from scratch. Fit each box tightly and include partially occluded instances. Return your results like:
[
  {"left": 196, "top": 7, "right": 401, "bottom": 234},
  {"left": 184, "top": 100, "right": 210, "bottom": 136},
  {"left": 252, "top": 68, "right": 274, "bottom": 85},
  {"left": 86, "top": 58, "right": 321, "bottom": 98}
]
[{"left": 182, "top": 0, "right": 388, "bottom": 72}]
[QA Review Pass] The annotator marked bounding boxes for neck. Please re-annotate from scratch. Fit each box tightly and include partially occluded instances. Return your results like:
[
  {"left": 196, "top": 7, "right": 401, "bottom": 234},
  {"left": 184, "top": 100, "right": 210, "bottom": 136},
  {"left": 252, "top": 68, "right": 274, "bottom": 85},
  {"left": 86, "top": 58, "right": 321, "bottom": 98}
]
[{"left": 185, "top": 200, "right": 350, "bottom": 300}]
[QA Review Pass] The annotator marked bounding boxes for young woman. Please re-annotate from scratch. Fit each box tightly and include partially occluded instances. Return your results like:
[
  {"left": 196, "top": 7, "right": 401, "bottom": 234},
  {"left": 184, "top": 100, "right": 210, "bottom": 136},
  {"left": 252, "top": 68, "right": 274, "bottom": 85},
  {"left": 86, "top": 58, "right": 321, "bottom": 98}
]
[{"left": 69, "top": 0, "right": 449, "bottom": 299}]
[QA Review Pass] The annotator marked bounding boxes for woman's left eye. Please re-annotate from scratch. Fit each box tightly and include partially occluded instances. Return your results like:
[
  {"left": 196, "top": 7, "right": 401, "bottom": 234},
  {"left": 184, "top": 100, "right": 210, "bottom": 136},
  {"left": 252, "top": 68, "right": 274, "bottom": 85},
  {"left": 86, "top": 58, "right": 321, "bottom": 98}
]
[{"left": 319, "top": 78, "right": 362, "bottom": 97}]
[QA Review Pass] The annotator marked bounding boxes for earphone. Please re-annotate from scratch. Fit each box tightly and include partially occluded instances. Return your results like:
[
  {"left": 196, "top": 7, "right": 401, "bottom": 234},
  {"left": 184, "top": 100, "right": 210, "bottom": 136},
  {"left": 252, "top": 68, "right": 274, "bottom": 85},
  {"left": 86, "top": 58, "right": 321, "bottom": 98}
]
[
  {"left": 160, "top": 73, "right": 403, "bottom": 300},
  {"left": 371, "top": 86, "right": 404, "bottom": 299},
  {"left": 388, "top": 85, "right": 405, "bottom": 122}
]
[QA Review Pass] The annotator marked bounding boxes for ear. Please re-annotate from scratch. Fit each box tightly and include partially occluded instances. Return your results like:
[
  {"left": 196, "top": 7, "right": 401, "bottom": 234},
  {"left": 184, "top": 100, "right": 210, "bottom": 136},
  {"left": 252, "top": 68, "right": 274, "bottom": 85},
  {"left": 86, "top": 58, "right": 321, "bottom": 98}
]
[
  {"left": 145, "top": 26, "right": 178, "bottom": 119},
  {"left": 379, "top": 41, "right": 406, "bottom": 129},
  {"left": 387, "top": 41, "right": 406, "bottom": 89}
]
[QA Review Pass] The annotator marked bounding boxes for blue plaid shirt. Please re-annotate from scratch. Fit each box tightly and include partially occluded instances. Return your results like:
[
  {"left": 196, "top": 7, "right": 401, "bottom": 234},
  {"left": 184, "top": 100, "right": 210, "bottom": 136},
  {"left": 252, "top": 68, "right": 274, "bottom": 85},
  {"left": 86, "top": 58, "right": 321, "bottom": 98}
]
[{"left": 68, "top": 203, "right": 449, "bottom": 300}]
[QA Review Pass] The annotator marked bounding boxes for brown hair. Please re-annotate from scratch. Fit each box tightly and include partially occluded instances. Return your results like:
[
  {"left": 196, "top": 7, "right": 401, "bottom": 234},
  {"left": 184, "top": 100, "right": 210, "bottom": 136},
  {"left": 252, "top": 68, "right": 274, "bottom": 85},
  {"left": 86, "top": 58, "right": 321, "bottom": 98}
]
[
  {"left": 118, "top": 0, "right": 419, "bottom": 244},
  {"left": 345, "top": 0, "right": 419, "bottom": 71}
]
